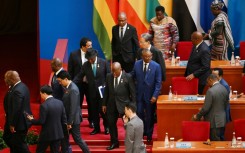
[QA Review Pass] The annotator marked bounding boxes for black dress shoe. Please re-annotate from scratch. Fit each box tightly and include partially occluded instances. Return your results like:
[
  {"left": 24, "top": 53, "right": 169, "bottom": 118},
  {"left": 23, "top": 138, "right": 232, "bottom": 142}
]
[
  {"left": 89, "top": 122, "right": 94, "bottom": 128},
  {"left": 104, "top": 128, "right": 109, "bottom": 135},
  {"left": 106, "top": 143, "right": 119, "bottom": 150},
  {"left": 90, "top": 129, "right": 101, "bottom": 135}
]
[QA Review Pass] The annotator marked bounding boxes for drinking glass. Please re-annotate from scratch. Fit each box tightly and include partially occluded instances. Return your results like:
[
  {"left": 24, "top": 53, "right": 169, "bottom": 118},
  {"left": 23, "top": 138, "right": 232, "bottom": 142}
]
[
  {"left": 170, "top": 137, "right": 175, "bottom": 148},
  {"left": 233, "top": 90, "right": 238, "bottom": 100},
  {"left": 237, "top": 137, "right": 242, "bottom": 148}
]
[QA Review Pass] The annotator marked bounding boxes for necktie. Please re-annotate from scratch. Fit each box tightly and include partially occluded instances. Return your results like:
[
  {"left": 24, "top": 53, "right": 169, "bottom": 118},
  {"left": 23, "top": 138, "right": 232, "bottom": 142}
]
[
  {"left": 115, "top": 77, "right": 118, "bottom": 88},
  {"left": 144, "top": 63, "right": 147, "bottom": 77},
  {"left": 92, "top": 63, "right": 96, "bottom": 76},
  {"left": 120, "top": 27, "right": 124, "bottom": 40}
]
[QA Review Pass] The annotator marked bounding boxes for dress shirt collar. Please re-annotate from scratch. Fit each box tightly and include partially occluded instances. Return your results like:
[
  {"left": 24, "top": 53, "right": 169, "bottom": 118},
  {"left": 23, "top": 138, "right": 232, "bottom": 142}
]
[
  {"left": 66, "top": 81, "right": 72, "bottom": 89},
  {"left": 55, "top": 68, "right": 63, "bottom": 75},
  {"left": 212, "top": 81, "right": 219, "bottom": 86},
  {"left": 147, "top": 45, "right": 152, "bottom": 50},
  {"left": 45, "top": 95, "right": 53, "bottom": 100},
  {"left": 13, "top": 81, "right": 21, "bottom": 88},
  {"left": 196, "top": 40, "right": 203, "bottom": 49}
]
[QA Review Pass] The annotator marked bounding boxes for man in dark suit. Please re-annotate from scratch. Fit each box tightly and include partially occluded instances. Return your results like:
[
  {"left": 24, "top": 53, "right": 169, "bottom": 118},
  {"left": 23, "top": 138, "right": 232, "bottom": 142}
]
[
  {"left": 194, "top": 74, "right": 229, "bottom": 141},
  {"left": 27, "top": 85, "right": 67, "bottom": 153},
  {"left": 102, "top": 62, "right": 136, "bottom": 150},
  {"left": 57, "top": 71, "right": 90, "bottom": 153},
  {"left": 74, "top": 48, "right": 110, "bottom": 135},
  {"left": 112, "top": 12, "right": 139, "bottom": 72},
  {"left": 68, "top": 37, "right": 94, "bottom": 128},
  {"left": 137, "top": 32, "right": 166, "bottom": 81},
  {"left": 131, "top": 49, "right": 162, "bottom": 142},
  {"left": 185, "top": 31, "right": 211, "bottom": 94},
  {"left": 123, "top": 103, "right": 146, "bottom": 153},
  {"left": 3, "top": 70, "right": 32, "bottom": 153}
]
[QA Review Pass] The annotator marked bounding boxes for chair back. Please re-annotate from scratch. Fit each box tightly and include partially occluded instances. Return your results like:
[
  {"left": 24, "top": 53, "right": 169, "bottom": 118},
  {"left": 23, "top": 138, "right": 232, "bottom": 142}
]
[
  {"left": 172, "top": 77, "right": 198, "bottom": 95},
  {"left": 234, "top": 119, "right": 245, "bottom": 139},
  {"left": 176, "top": 41, "right": 193, "bottom": 60},
  {"left": 240, "top": 41, "right": 245, "bottom": 60},
  {"left": 182, "top": 121, "right": 210, "bottom": 141}
]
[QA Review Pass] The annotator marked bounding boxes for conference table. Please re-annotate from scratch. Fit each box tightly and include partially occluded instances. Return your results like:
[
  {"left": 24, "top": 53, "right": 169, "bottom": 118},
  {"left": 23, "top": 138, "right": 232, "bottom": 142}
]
[
  {"left": 152, "top": 141, "right": 245, "bottom": 153},
  {"left": 156, "top": 95, "right": 245, "bottom": 141},
  {"left": 162, "top": 60, "right": 243, "bottom": 94}
]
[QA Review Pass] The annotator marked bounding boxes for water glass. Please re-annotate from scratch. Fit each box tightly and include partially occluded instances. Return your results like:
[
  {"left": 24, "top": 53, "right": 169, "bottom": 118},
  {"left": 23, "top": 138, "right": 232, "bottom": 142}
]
[
  {"left": 173, "top": 91, "right": 178, "bottom": 101},
  {"left": 170, "top": 137, "right": 175, "bottom": 148},
  {"left": 233, "top": 90, "right": 238, "bottom": 100},
  {"left": 237, "top": 137, "right": 242, "bottom": 148}
]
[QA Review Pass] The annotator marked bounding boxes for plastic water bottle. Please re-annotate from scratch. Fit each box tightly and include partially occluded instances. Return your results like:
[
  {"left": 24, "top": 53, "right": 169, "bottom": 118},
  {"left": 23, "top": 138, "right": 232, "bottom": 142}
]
[
  {"left": 164, "top": 132, "right": 169, "bottom": 148},
  {"left": 171, "top": 53, "right": 175, "bottom": 66},
  {"left": 168, "top": 86, "right": 172, "bottom": 100},
  {"left": 231, "top": 52, "right": 235, "bottom": 66},
  {"left": 229, "top": 86, "right": 232, "bottom": 99},
  {"left": 231, "top": 132, "right": 236, "bottom": 148}
]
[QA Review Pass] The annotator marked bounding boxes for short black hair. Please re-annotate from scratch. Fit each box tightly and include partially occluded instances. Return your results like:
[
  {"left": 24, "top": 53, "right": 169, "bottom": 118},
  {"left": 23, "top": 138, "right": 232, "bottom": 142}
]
[
  {"left": 40, "top": 85, "right": 53, "bottom": 95},
  {"left": 80, "top": 37, "right": 91, "bottom": 48},
  {"left": 155, "top": 6, "right": 165, "bottom": 13},
  {"left": 125, "top": 103, "right": 137, "bottom": 113},
  {"left": 208, "top": 74, "right": 219, "bottom": 81},
  {"left": 213, "top": 68, "right": 223, "bottom": 76},
  {"left": 56, "top": 70, "right": 71, "bottom": 80}
]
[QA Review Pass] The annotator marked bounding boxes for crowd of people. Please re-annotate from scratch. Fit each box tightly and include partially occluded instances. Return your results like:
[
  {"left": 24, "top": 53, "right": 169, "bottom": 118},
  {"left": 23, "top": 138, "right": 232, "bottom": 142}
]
[{"left": 3, "top": 0, "right": 235, "bottom": 152}]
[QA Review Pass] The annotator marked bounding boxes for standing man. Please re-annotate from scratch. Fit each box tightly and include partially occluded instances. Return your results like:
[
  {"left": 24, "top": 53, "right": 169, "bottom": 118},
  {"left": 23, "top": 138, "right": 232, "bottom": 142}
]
[
  {"left": 203, "top": 0, "right": 234, "bottom": 60},
  {"left": 74, "top": 48, "right": 110, "bottom": 135},
  {"left": 102, "top": 62, "right": 136, "bottom": 150},
  {"left": 185, "top": 31, "right": 211, "bottom": 95},
  {"left": 68, "top": 37, "right": 94, "bottom": 128},
  {"left": 3, "top": 70, "right": 32, "bottom": 153},
  {"left": 57, "top": 71, "right": 90, "bottom": 153},
  {"left": 27, "top": 85, "right": 67, "bottom": 153},
  {"left": 149, "top": 5, "right": 179, "bottom": 59},
  {"left": 131, "top": 49, "right": 162, "bottom": 142},
  {"left": 193, "top": 74, "right": 229, "bottom": 141},
  {"left": 137, "top": 33, "right": 166, "bottom": 81},
  {"left": 112, "top": 12, "right": 139, "bottom": 72},
  {"left": 123, "top": 103, "right": 146, "bottom": 153}
]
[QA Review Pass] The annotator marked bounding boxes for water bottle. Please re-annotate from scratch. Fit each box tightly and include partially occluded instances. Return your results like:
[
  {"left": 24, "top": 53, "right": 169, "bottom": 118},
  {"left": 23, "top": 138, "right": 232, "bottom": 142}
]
[
  {"left": 231, "top": 52, "right": 235, "bottom": 66},
  {"left": 171, "top": 52, "right": 175, "bottom": 66},
  {"left": 164, "top": 132, "right": 169, "bottom": 148},
  {"left": 229, "top": 86, "right": 232, "bottom": 99},
  {"left": 168, "top": 86, "right": 172, "bottom": 100},
  {"left": 231, "top": 132, "right": 236, "bottom": 148}
]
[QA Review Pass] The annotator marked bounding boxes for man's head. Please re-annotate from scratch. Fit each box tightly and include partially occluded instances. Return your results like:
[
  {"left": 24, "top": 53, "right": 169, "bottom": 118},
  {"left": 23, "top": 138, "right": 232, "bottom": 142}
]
[
  {"left": 211, "top": 0, "right": 223, "bottom": 16},
  {"left": 4, "top": 70, "right": 21, "bottom": 86},
  {"left": 155, "top": 6, "right": 165, "bottom": 21},
  {"left": 191, "top": 31, "right": 203, "bottom": 46},
  {"left": 56, "top": 71, "right": 71, "bottom": 87},
  {"left": 207, "top": 74, "right": 219, "bottom": 87},
  {"left": 139, "top": 33, "right": 152, "bottom": 49},
  {"left": 124, "top": 103, "right": 137, "bottom": 118},
  {"left": 80, "top": 37, "right": 92, "bottom": 52},
  {"left": 212, "top": 68, "right": 223, "bottom": 80},
  {"left": 112, "top": 62, "right": 122, "bottom": 78},
  {"left": 141, "top": 49, "right": 152, "bottom": 63},
  {"left": 40, "top": 85, "right": 53, "bottom": 100},
  {"left": 51, "top": 58, "right": 62, "bottom": 72},
  {"left": 118, "top": 12, "right": 127, "bottom": 27},
  {"left": 85, "top": 48, "right": 98, "bottom": 64}
]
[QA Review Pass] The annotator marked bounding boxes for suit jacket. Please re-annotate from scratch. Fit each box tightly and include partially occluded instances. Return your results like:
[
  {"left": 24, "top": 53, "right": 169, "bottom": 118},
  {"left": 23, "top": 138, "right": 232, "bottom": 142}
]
[
  {"left": 131, "top": 60, "right": 162, "bottom": 102},
  {"left": 185, "top": 41, "right": 211, "bottom": 85},
  {"left": 125, "top": 116, "right": 146, "bottom": 153},
  {"left": 68, "top": 49, "right": 83, "bottom": 79},
  {"left": 137, "top": 45, "right": 166, "bottom": 81},
  {"left": 103, "top": 71, "right": 136, "bottom": 114},
  {"left": 112, "top": 24, "right": 139, "bottom": 63},
  {"left": 62, "top": 82, "right": 82, "bottom": 125},
  {"left": 73, "top": 57, "right": 110, "bottom": 100},
  {"left": 51, "top": 69, "right": 65, "bottom": 101},
  {"left": 4, "top": 82, "right": 32, "bottom": 131},
  {"left": 31, "top": 97, "right": 67, "bottom": 142},
  {"left": 197, "top": 83, "right": 229, "bottom": 128}
]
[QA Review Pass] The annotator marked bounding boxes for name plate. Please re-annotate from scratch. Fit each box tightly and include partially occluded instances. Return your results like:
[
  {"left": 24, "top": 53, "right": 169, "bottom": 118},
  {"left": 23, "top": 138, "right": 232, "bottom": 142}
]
[
  {"left": 176, "top": 142, "right": 192, "bottom": 148},
  {"left": 183, "top": 96, "right": 197, "bottom": 101}
]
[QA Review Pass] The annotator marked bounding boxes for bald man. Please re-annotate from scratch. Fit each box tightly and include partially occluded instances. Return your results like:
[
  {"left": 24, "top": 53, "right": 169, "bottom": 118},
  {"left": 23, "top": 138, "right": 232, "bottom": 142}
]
[
  {"left": 3, "top": 70, "right": 32, "bottom": 153},
  {"left": 185, "top": 31, "right": 211, "bottom": 94},
  {"left": 111, "top": 12, "right": 139, "bottom": 72}
]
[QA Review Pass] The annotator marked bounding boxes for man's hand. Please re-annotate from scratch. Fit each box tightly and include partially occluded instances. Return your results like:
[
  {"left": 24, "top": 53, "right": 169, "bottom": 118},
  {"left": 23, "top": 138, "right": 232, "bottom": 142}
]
[
  {"left": 27, "top": 115, "right": 34, "bottom": 120},
  {"left": 186, "top": 74, "right": 195, "bottom": 81},
  {"left": 67, "top": 124, "right": 72, "bottom": 130},
  {"left": 150, "top": 97, "right": 157, "bottom": 104},
  {"left": 10, "top": 126, "right": 16, "bottom": 133},
  {"left": 102, "top": 106, "right": 106, "bottom": 114}
]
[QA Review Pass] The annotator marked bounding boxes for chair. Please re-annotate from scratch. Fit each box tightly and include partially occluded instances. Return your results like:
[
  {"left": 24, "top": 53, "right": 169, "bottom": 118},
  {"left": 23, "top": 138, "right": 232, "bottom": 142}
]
[
  {"left": 176, "top": 41, "right": 193, "bottom": 60},
  {"left": 182, "top": 121, "right": 210, "bottom": 141},
  {"left": 172, "top": 77, "right": 198, "bottom": 95},
  {"left": 240, "top": 41, "right": 245, "bottom": 60},
  {"left": 234, "top": 119, "right": 245, "bottom": 139}
]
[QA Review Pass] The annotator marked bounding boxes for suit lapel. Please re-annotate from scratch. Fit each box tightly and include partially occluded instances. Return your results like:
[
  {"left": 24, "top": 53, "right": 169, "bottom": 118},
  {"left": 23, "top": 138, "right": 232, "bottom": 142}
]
[{"left": 77, "top": 50, "right": 82, "bottom": 66}]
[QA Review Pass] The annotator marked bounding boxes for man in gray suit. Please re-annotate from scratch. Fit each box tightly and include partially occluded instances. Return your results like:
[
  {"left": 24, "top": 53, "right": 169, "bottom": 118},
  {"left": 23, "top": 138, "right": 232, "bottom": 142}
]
[
  {"left": 123, "top": 103, "right": 146, "bottom": 153},
  {"left": 57, "top": 71, "right": 90, "bottom": 153},
  {"left": 193, "top": 74, "right": 229, "bottom": 141}
]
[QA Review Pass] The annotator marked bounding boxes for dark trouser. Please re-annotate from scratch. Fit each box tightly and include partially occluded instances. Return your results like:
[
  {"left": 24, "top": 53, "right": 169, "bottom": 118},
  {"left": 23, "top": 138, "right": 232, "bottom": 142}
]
[
  {"left": 3, "top": 125, "right": 30, "bottom": 153},
  {"left": 137, "top": 98, "right": 156, "bottom": 140},
  {"left": 210, "top": 127, "right": 225, "bottom": 141},
  {"left": 61, "top": 124, "right": 90, "bottom": 153},
  {"left": 198, "top": 84, "right": 206, "bottom": 95},
  {"left": 36, "top": 139, "right": 61, "bottom": 153},
  {"left": 91, "top": 92, "right": 108, "bottom": 131},
  {"left": 113, "top": 55, "right": 134, "bottom": 73}
]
